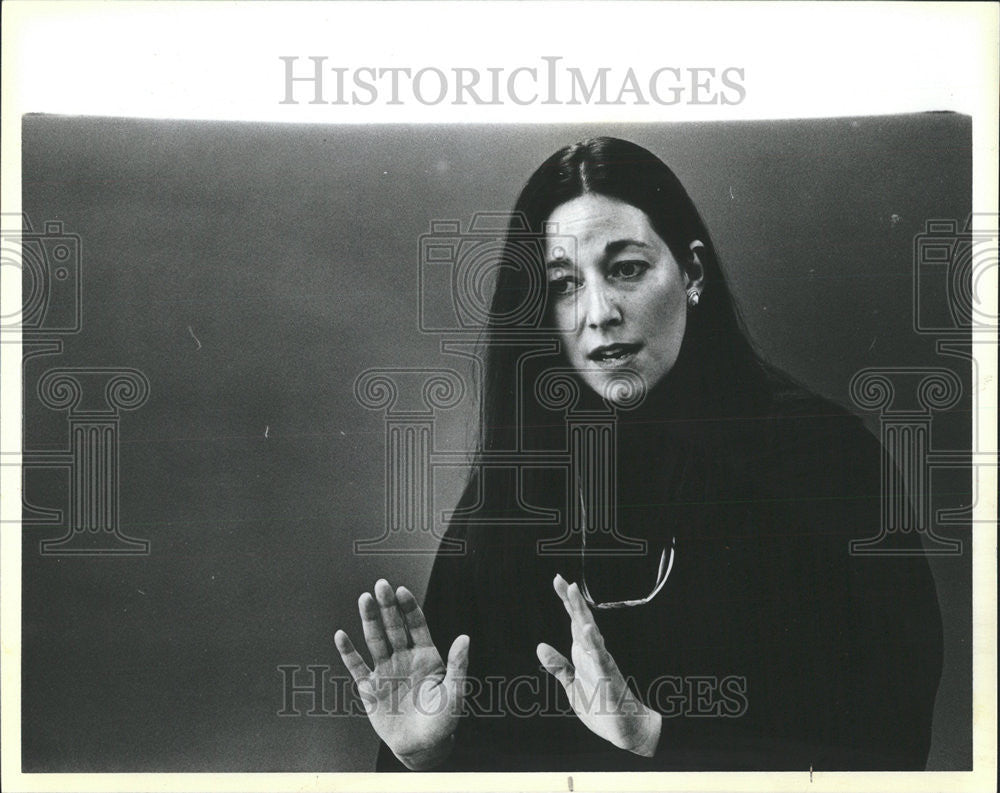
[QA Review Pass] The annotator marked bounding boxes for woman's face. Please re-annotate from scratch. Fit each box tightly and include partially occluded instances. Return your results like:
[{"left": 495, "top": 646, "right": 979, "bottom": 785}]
[{"left": 544, "top": 193, "right": 701, "bottom": 401}]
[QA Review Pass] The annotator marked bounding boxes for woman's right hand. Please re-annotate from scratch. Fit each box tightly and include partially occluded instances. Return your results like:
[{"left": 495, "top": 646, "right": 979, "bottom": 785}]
[{"left": 335, "top": 579, "right": 469, "bottom": 771}]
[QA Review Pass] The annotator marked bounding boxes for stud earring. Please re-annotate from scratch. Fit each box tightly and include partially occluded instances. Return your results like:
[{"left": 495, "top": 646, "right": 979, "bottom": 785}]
[{"left": 686, "top": 289, "right": 700, "bottom": 308}]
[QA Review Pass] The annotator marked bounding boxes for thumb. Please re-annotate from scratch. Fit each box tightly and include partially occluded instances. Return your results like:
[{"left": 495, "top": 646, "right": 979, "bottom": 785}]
[
  {"left": 443, "top": 634, "right": 470, "bottom": 697},
  {"left": 536, "top": 642, "right": 575, "bottom": 691}
]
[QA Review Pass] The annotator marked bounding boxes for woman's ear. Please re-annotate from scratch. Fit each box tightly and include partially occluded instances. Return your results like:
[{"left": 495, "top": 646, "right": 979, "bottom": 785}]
[{"left": 685, "top": 240, "right": 707, "bottom": 290}]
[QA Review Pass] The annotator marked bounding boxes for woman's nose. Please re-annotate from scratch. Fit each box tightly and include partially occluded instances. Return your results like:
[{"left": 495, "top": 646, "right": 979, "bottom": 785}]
[{"left": 583, "top": 283, "right": 622, "bottom": 329}]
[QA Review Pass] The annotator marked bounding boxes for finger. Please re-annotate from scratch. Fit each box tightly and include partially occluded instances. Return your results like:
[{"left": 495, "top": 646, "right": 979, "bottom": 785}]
[
  {"left": 579, "top": 622, "right": 607, "bottom": 655},
  {"left": 553, "top": 573, "right": 571, "bottom": 605},
  {"left": 537, "top": 642, "right": 575, "bottom": 691},
  {"left": 574, "top": 623, "right": 619, "bottom": 680},
  {"left": 566, "top": 613, "right": 585, "bottom": 648},
  {"left": 444, "top": 634, "right": 470, "bottom": 688},
  {"left": 358, "top": 592, "right": 392, "bottom": 664},
  {"left": 396, "top": 585, "right": 434, "bottom": 648},
  {"left": 373, "top": 579, "right": 409, "bottom": 651},
  {"left": 334, "top": 629, "right": 372, "bottom": 684},
  {"left": 565, "top": 581, "right": 597, "bottom": 629},
  {"left": 553, "top": 574, "right": 577, "bottom": 620},
  {"left": 554, "top": 575, "right": 594, "bottom": 629},
  {"left": 553, "top": 577, "right": 595, "bottom": 648}
]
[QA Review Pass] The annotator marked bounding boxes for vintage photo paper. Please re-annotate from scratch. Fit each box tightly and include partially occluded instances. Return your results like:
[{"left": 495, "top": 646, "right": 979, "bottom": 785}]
[{"left": 2, "top": 3, "right": 997, "bottom": 792}]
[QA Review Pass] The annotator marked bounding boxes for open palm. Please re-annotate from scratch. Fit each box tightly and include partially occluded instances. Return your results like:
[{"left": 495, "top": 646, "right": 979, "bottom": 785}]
[
  {"left": 335, "top": 579, "right": 469, "bottom": 769},
  {"left": 537, "top": 574, "right": 661, "bottom": 756}
]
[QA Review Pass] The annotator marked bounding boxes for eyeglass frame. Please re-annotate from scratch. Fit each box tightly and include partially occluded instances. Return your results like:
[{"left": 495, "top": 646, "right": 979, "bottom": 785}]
[{"left": 576, "top": 485, "right": 675, "bottom": 610}]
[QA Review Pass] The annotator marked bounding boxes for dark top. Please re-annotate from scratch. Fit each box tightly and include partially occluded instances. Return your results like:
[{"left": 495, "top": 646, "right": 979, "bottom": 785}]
[{"left": 376, "top": 363, "right": 943, "bottom": 772}]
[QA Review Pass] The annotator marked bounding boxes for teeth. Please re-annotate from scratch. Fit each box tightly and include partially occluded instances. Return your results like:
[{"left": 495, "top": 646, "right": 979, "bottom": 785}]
[{"left": 595, "top": 347, "right": 634, "bottom": 361}]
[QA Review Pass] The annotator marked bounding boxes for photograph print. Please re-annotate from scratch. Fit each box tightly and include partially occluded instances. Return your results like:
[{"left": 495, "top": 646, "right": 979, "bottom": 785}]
[{"left": 17, "top": 112, "right": 978, "bottom": 774}]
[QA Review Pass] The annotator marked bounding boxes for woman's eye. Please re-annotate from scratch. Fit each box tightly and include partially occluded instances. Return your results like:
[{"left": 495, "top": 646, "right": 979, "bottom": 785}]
[
  {"left": 547, "top": 269, "right": 581, "bottom": 295},
  {"left": 610, "top": 260, "right": 648, "bottom": 279},
  {"left": 548, "top": 277, "right": 580, "bottom": 296}
]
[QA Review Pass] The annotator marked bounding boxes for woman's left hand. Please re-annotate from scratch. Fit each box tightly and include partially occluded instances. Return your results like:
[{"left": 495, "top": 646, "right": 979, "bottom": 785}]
[{"left": 537, "top": 574, "right": 662, "bottom": 757}]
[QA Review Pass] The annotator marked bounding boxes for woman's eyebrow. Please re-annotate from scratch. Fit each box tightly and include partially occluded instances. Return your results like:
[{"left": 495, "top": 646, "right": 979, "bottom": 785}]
[
  {"left": 545, "top": 238, "right": 650, "bottom": 268},
  {"left": 604, "top": 238, "right": 651, "bottom": 255}
]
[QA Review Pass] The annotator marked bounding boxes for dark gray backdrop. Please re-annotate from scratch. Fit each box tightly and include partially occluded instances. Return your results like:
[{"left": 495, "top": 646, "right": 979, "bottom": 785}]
[{"left": 20, "top": 114, "right": 971, "bottom": 771}]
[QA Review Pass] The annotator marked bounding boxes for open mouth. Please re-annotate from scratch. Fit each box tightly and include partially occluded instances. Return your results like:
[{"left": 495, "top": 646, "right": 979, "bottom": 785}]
[{"left": 587, "top": 342, "right": 643, "bottom": 366}]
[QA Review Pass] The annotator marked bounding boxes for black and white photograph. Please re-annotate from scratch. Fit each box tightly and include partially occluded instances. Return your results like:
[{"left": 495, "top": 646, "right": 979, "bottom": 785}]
[{"left": 2, "top": 3, "right": 996, "bottom": 791}]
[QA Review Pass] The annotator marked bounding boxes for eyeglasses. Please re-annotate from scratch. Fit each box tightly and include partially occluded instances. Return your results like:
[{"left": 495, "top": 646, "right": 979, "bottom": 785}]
[{"left": 576, "top": 486, "right": 675, "bottom": 609}]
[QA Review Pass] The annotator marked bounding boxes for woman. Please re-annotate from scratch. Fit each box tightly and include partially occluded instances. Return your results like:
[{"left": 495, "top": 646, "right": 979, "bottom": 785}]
[{"left": 335, "top": 137, "right": 943, "bottom": 771}]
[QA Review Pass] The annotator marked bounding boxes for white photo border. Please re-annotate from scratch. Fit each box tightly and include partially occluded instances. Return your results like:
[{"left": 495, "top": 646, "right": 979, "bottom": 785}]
[{"left": 2, "top": 2, "right": 996, "bottom": 792}]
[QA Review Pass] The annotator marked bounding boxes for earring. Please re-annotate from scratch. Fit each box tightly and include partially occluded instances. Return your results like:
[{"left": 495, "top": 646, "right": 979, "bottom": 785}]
[{"left": 686, "top": 289, "right": 700, "bottom": 308}]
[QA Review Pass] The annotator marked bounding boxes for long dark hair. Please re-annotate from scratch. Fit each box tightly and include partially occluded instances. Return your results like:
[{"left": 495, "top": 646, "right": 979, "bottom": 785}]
[
  {"left": 479, "top": 137, "right": 781, "bottom": 461},
  {"left": 443, "top": 137, "right": 802, "bottom": 636}
]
